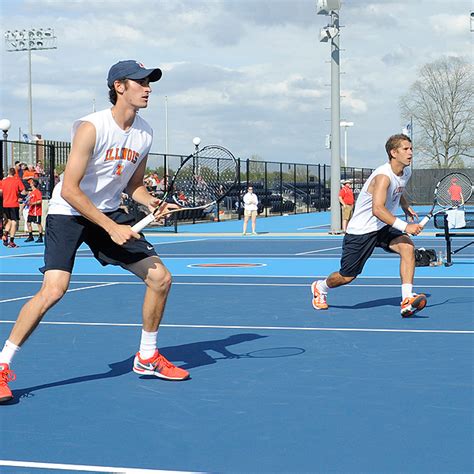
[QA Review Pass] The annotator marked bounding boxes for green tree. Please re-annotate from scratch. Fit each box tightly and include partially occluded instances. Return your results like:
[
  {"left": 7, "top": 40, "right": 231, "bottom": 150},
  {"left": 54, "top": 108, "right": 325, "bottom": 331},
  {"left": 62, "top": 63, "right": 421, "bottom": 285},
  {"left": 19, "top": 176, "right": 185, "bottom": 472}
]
[{"left": 400, "top": 57, "right": 473, "bottom": 168}]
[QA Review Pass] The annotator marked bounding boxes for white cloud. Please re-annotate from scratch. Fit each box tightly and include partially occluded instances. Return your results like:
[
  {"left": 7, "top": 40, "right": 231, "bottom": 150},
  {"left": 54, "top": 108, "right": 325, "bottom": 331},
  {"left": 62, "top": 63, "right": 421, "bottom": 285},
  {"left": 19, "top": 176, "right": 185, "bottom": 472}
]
[
  {"left": 1, "top": 0, "right": 472, "bottom": 169},
  {"left": 429, "top": 14, "right": 470, "bottom": 36}
]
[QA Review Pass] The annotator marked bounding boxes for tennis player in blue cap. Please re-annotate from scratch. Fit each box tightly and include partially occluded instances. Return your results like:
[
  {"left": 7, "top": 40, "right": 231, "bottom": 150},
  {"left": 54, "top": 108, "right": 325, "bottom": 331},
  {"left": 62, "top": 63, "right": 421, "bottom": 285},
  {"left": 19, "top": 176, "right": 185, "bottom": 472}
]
[{"left": 0, "top": 60, "right": 189, "bottom": 404}]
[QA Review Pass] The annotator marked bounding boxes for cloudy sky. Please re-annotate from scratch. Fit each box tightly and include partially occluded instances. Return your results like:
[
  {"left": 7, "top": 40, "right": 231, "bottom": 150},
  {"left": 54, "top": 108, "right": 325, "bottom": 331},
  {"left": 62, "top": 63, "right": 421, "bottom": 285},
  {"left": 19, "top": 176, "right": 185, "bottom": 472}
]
[{"left": 0, "top": 0, "right": 472, "bottom": 169}]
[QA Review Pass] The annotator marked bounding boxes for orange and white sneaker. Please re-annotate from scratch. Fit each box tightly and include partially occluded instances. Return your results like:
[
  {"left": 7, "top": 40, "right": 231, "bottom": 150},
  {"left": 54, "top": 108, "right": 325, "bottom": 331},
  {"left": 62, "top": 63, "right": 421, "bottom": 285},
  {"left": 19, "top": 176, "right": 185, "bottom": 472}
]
[
  {"left": 401, "top": 293, "right": 427, "bottom": 318},
  {"left": 311, "top": 281, "right": 328, "bottom": 310},
  {"left": 0, "top": 363, "right": 16, "bottom": 403},
  {"left": 133, "top": 350, "right": 189, "bottom": 381}
]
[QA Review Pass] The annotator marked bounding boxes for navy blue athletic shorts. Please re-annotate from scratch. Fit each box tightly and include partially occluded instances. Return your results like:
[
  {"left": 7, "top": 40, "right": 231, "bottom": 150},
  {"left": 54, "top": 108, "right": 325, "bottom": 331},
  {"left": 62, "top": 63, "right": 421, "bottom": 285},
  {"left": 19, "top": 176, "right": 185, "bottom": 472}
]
[
  {"left": 339, "top": 225, "right": 405, "bottom": 277},
  {"left": 40, "top": 209, "right": 157, "bottom": 273}
]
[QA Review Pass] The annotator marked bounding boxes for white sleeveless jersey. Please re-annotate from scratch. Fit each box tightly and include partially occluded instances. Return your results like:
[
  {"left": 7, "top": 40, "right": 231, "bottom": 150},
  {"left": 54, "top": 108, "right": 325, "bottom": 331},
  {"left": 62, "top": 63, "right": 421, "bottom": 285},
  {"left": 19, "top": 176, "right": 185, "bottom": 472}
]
[
  {"left": 346, "top": 162, "right": 411, "bottom": 235},
  {"left": 48, "top": 108, "right": 153, "bottom": 215}
]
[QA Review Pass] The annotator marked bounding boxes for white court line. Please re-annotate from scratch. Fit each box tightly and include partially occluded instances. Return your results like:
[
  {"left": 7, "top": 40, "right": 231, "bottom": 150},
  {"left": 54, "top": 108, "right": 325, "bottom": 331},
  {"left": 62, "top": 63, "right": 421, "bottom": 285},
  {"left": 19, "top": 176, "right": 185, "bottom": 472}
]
[
  {"left": 0, "top": 460, "right": 195, "bottom": 473},
  {"left": 152, "top": 238, "right": 210, "bottom": 245},
  {"left": 0, "top": 282, "right": 119, "bottom": 304},
  {"left": 296, "top": 246, "right": 342, "bottom": 255},
  {"left": 0, "top": 320, "right": 471, "bottom": 334},
  {"left": 297, "top": 224, "right": 331, "bottom": 230}
]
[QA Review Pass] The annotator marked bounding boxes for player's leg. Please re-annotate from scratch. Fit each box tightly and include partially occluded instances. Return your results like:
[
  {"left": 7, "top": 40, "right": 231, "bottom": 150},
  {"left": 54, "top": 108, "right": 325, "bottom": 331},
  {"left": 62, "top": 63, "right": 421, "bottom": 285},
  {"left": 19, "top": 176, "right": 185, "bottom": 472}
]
[
  {"left": 388, "top": 234, "right": 426, "bottom": 317},
  {"left": 126, "top": 256, "right": 189, "bottom": 381},
  {"left": 311, "top": 231, "right": 378, "bottom": 310},
  {"left": 127, "top": 256, "right": 172, "bottom": 333},
  {"left": 0, "top": 270, "right": 71, "bottom": 403},
  {"left": 85, "top": 209, "right": 189, "bottom": 381},
  {"left": 7, "top": 270, "right": 71, "bottom": 347}
]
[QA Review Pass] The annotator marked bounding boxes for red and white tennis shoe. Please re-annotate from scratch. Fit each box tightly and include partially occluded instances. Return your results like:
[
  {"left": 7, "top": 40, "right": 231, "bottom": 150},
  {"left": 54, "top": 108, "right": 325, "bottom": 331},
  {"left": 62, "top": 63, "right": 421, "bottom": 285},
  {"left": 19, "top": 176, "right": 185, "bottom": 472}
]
[
  {"left": 401, "top": 293, "right": 427, "bottom": 317},
  {"left": 0, "top": 363, "right": 15, "bottom": 403},
  {"left": 311, "top": 281, "right": 328, "bottom": 310},
  {"left": 133, "top": 350, "right": 189, "bottom": 381}
]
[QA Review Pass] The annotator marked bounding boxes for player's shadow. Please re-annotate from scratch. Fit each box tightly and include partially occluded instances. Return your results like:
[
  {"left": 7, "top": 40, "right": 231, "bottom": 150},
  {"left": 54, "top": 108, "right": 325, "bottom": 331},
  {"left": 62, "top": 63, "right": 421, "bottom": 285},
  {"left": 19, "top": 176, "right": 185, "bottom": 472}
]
[
  {"left": 331, "top": 293, "right": 432, "bottom": 318},
  {"left": 6, "top": 333, "right": 268, "bottom": 405}
]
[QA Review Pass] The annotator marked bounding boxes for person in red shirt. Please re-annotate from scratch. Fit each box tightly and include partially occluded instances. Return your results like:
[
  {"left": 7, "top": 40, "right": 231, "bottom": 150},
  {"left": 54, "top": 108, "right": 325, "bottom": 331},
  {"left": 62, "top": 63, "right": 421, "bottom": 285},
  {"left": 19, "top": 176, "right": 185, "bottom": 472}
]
[
  {"left": 24, "top": 179, "right": 43, "bottom": 243},
  {"left": 338, "top": 179, "right": 355, "bottom": 233},
  {"left": 1, "top": 168, "right": 26, "bottom": 248},
  {"left": 448, "top": 177, "right": 464, "bottom": 207}
]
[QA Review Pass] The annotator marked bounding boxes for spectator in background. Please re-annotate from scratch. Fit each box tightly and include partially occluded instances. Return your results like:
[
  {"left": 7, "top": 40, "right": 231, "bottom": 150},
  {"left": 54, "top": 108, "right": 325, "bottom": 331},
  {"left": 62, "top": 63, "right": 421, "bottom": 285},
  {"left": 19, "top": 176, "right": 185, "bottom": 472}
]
[
  {"left": 242, "top": 185, "right": 259, "bottom": 235},
  {"left": 448, "top": 177, "right": 464, "bottom": 207},
  {"left": 13, "top": 161, "right": 21, "bottom": 179},
  {"left": 339, "top": 179, "right": 355, "bottom": 233},
  {"left": 35, "top": 160, "right": 45, "bottom": 176},
  {"left": 19, "top": 163, "right": 27, "bottom": 180},
  {"left": 24, "top": 179, "right": 43, "bottom": 243},
  {"left": 22, "top": 165, "right": 37, "bottom": 191},
  {"left": 1, "top": 168, "right": 26, "bottom": 248}
]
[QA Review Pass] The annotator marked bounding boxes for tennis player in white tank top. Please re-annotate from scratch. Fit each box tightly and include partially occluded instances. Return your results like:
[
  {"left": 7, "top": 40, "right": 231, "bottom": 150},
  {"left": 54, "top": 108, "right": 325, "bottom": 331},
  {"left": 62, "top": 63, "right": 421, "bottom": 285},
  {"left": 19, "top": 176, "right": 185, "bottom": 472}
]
[
  {"left": 0, "top": 60, "right": 189, "bottom": 403},
  {"left": 311, "top": 134, "right": 427, "bottom": 318}
]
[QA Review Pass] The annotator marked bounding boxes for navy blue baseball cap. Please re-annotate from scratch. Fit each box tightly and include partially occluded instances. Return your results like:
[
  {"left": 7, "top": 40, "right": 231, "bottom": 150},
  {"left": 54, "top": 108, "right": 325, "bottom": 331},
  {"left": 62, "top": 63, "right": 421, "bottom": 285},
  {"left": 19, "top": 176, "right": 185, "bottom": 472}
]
[{"left": 107, "top": 60, "right": 162, "bottom": 88}]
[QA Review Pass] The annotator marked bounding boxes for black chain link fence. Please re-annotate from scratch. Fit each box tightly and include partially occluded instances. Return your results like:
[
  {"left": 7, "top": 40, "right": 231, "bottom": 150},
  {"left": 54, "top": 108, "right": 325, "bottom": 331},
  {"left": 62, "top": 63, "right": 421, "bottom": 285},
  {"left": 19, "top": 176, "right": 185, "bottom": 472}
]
[{"left": 5, "top": 138, "right": 470, "bottom": 228}]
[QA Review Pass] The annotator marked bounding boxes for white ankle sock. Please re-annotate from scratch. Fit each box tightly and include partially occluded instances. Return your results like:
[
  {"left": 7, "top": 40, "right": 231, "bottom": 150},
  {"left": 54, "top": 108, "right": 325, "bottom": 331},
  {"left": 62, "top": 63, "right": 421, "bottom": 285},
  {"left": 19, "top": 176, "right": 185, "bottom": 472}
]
[
  {"left": 401, "top": 284, "right": 413, "bottom": 300},
  {"left": 0, "top": 340, "right": 20, "bottom": 365},
  {"left": 317, "top": 280, "right": 330, "bottom": 294},
  {"left": 139, "top": 330, "right": 158, "bottom": 359}
]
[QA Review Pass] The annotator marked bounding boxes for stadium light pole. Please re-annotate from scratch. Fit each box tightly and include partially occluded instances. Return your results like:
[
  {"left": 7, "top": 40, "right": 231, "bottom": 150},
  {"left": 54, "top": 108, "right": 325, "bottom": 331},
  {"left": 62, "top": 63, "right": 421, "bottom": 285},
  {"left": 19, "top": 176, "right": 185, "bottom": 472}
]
[
  {"left": 4, "top": 28, "right": 57, "bottom": 139},
  {"left": 340, "top": 121, "right": 354, "bottom": 167},
  {"left": 317, "top": 0, "right": 342, "bottom": 233}
]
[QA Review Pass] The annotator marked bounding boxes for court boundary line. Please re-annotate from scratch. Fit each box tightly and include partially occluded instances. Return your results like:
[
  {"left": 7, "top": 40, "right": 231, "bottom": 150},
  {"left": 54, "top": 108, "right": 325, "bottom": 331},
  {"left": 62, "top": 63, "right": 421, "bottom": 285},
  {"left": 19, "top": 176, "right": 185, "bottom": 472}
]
[
  {"left": 0, "top": 320, "right": 471, "bottom": 334},
  {"left": 0, "top": 459, "right": 196, "bottom": 473},
  {"left": 0, "top": 283, "right": 120, "bottom": 304}
]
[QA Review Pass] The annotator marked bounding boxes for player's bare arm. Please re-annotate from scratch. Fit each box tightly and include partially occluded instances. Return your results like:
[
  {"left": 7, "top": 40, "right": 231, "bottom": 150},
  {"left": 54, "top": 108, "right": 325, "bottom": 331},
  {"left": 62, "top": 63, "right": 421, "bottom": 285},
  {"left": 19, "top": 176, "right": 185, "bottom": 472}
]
[
  {"left": 126, "top": 158, "right": 178, "bottom": 216},
  {"left": 400, "top": 194, "right": 418, "bottom": 222},
  {"left": 60, "top": 121, "right": 140, "bottom": 244},
  {"left": 370, "top": 175, "right": 422, "bottom": 235}
]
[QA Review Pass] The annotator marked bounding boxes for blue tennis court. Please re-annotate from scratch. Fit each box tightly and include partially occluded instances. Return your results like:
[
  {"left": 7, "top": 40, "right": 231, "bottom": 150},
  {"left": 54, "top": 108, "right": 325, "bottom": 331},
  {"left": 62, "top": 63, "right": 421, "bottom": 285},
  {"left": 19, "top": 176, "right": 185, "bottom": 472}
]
[{"left": 0, "top": 212, "right": 473, "bottom": 473}]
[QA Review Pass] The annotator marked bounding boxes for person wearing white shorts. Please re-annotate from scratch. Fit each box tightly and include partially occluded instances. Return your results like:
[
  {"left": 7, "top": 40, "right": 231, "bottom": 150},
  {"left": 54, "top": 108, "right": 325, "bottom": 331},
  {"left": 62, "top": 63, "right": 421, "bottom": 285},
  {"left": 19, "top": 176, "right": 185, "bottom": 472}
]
[{"left": 242, "top": 185, "right": 259, "bottom": 235}]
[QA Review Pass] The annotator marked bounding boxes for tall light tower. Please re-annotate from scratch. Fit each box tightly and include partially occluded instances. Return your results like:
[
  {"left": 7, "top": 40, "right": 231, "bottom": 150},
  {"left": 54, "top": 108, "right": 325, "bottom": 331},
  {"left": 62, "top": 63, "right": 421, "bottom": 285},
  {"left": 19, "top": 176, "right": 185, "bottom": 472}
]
[
  {"left": 4, "top": 28, "right": 58, "bottom": 139},
  {"left": 340, "top": 120, "right": 354, "bottom": 167},
  {"left": 317, "top": 0, "right": 342, "bottom": 233}
]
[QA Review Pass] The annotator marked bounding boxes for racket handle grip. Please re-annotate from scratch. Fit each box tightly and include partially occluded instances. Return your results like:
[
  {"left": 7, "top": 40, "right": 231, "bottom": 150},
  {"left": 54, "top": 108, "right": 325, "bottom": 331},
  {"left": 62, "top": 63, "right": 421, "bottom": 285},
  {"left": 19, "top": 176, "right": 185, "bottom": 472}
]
[
  {"left": 419, "top": 216, "right": 430, "bottom": 227},
  {"left": 131, "top": 212, "right": 156, "bottom": 233}
]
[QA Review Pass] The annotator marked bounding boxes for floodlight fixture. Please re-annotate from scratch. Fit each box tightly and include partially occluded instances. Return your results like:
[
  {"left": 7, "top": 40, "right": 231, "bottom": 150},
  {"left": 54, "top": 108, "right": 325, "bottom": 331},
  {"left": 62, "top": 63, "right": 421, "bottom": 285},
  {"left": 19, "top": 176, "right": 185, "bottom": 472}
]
[
  {"left": 319, "top": 26, "right": 339, "bottom": 42},
  {"left": 316, "top": 0, "right": 341, "bottom": 15},
  {"left": 4, "top": 28, "right": 58, "bottom": 137}
]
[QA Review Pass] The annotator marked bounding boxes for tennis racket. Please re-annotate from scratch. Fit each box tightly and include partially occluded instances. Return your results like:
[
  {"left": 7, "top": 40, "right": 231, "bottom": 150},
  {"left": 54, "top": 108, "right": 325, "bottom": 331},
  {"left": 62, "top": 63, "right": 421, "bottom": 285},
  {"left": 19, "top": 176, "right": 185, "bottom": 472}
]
[
  {"left": 132, "top": 145, "right": 238, "bottom": 232},
  {"left": 419, "top": 172, "right": 472, "bottom": 227}
]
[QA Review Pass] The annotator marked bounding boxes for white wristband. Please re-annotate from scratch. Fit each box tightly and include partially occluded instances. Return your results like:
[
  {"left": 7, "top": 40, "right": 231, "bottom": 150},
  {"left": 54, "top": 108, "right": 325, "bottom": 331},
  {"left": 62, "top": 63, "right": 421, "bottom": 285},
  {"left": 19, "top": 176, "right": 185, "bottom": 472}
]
[{"left": 392, "top": 217, "right": 408, "bottom": 232}]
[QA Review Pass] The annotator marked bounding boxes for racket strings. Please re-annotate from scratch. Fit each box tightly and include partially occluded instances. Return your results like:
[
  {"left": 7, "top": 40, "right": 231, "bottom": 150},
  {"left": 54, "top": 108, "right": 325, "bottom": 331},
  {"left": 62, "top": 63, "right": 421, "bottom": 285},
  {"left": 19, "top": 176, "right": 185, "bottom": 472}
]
[
  {"left": 436, "top": 173, "right": 472, "bottom": 207},
  {"left": 173, "top": 149, "right": 237, "bottom": 207}
]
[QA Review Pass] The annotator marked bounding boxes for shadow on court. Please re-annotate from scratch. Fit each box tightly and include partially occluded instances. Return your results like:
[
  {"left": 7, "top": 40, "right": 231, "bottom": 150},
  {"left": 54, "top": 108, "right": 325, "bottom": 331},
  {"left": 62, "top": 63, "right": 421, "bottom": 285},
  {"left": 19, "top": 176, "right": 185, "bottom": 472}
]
[
  {"left": 331, "top": 293, "right": 432, "bottom": 314},
  {"left": 5, "top": 333, "right": 304, "bottom": 405}
]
